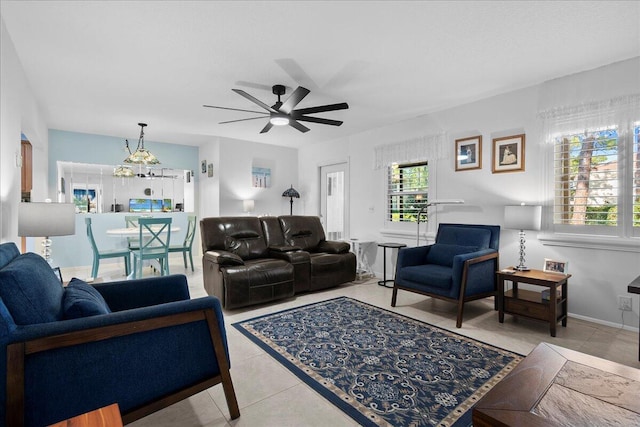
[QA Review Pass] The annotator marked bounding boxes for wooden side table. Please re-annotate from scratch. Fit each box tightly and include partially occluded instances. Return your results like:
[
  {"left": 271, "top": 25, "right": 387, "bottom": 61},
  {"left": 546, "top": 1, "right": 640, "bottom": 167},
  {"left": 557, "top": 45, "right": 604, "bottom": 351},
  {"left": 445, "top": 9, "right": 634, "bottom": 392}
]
[
  {"left": 497, "top": 268, "right": 571, "bottom": 337},
  {"left": 48, "top": 403, "right": 122, "bottom": 427}
]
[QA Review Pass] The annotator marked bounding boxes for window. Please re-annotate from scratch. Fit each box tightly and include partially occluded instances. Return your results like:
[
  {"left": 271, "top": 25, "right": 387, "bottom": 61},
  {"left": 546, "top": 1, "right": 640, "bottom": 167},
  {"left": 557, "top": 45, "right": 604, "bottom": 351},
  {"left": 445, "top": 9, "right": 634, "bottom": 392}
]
[
  {"left": 552, "top": 123, "right": 639, "bottom": 236},
  {"left": 387, "top": 161, "right": 428, "bottom": 222}
]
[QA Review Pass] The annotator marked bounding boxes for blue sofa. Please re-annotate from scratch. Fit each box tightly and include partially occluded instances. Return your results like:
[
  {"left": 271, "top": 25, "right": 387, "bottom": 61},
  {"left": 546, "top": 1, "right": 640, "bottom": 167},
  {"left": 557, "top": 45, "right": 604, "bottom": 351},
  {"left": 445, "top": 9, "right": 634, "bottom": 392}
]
[
  {"left": 0, "top": 242, "right": 239, "bottom": 426},
  {"left": 392, "top": 223, "right": 500, "bottom": 328}
]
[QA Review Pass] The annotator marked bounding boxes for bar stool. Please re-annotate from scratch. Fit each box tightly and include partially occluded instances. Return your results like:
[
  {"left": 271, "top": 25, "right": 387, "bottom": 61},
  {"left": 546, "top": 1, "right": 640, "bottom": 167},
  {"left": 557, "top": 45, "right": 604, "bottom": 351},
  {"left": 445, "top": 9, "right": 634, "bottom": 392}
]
[{"left": 377, "top": 242, "right": 406, "bottom": 288}]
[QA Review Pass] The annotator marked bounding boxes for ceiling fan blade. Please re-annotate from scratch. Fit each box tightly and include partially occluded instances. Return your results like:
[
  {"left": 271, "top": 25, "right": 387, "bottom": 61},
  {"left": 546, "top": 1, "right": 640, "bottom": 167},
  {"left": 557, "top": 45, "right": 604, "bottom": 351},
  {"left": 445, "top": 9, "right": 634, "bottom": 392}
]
[
  {"left": 259, "top": 122, "right": 274, "bottom": 134},
  {"left": 219, "top": 116, "right": 268, "bottom": 124},
  {"left": 295, "top": 116, "right": 343, "bottom": 126},
  {"left": 232, "top": 89, "right": 278, "bottom": 113},
  {"left": 289, "top": 120, "right": 310, "bottom": 133},
  {"left": 203, "top": 105, "right": 268, "bottom": 115},
  {"left": 280, "top": 86, "right": 310, "bottom": 114},
  {"left": 293, "top": 102, "right": 349, "bottom": 115}
]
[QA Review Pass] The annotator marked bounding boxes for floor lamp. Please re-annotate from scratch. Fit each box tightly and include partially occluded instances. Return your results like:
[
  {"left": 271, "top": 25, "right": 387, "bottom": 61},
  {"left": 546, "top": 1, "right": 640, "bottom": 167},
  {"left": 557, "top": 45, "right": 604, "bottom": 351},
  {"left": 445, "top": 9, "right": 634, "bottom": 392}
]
[
  {"left": 504, "top": 204, "right": 542, "bottom": 271},
  {"left": 416, "top": 199, "right": 464, "bottom": 245},
  {"left": 18, "top": 202, "right": 76, "bottom": 265},
  {"left": 282, "top": 186, "right": 300, "bottom": 215}
]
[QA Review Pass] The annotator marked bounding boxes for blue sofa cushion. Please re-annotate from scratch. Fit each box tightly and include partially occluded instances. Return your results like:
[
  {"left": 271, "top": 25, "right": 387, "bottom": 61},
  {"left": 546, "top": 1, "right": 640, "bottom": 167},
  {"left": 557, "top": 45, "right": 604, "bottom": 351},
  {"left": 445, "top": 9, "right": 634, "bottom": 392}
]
[
  {"left": 437, "top": 227, "right": 491, "bottom": 248},
  {"left": 0, "top": 252, "right": 64, "bottom": 325},
  {"left": 425, "top": 243, "right": 479, "bottom": 267},
  {"left": 63, "top": 278, "right": 111, "bottom": 319},
  {"left": 398, "top": 264, "right": 453, "bottom": 289}
]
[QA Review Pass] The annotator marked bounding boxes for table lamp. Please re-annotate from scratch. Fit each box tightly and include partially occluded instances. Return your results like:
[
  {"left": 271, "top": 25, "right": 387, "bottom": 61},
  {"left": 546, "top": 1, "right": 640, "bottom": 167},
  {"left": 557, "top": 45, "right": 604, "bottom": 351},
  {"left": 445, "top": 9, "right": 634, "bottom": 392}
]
[
  {"left": 18, "top": 202, "right": 76, "bottom": 265},
  {"left": 504, "top": 203, "right": 542, "bottom": 271},
  {"left": 243, "top": 199, "right": 255, "bottom": 214}
]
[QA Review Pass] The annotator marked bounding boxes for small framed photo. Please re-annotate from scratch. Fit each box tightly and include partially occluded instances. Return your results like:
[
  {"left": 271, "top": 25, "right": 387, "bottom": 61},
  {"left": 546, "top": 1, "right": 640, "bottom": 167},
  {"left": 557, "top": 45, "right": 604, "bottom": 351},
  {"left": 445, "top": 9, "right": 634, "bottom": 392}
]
[
  {"left": 201, "top": 160, "right": 207, "bottom": 174},
  {"left": 543, "top": 258, "right": 568, "bottom": 274},
  {"left": 207, "top": 163, "right": 214, "bottom": 178},
  {"left": 455, "top": 136, "right": 482, "bottom": 171},
  {"left": 492, "top": 134, "right": 525, "bottom": 173}
]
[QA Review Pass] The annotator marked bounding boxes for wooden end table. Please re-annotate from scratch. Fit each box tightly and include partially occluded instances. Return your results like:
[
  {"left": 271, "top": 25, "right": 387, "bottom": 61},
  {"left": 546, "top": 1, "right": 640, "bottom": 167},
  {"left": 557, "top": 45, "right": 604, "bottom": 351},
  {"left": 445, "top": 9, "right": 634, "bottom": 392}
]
[
  {"left": 473, "top": 342, "right": 640, "bottom": 426},
  {"left": 497, "top": 268, "right": 571, "bottom": 337}
]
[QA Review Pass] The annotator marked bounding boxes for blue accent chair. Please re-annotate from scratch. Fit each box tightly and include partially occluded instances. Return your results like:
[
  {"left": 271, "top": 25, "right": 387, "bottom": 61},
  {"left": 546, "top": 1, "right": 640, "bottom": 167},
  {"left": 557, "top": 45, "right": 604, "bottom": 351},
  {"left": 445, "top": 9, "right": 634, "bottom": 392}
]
[
  {"left": 392, "top": 223, "right": 500, "bottom": 328},
  {"left": 0, "top": 242, "right": 239, "bottom": 426}
]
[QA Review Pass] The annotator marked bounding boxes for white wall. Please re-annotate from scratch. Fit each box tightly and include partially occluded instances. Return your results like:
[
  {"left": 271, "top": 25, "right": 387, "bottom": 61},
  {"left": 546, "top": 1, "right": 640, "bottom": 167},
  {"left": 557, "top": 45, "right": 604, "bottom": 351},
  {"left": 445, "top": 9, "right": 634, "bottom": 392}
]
[
  {"left": 298, "top": 58, "right": 640, "bottom": 330},
  {"left": 215, "top": 136, "right": 299, "bottom": 217},
  {"left": 0, "top": 17, "right": 48, "bottom": 243}
]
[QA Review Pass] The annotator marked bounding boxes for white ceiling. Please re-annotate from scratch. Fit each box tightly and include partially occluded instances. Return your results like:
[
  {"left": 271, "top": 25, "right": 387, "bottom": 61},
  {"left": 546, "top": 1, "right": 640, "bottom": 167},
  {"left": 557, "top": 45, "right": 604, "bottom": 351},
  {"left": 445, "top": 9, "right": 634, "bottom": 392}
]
[{"left": 2, "top": 1, "right": 639, "bottom": 149}]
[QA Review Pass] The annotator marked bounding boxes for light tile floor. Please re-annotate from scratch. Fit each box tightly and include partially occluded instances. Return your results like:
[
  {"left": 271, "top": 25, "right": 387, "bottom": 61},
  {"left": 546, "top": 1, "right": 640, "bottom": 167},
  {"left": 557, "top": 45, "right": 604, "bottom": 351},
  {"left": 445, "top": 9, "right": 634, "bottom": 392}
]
[{"left": 61, "top": 258, "right": 640, "bottom": 427}]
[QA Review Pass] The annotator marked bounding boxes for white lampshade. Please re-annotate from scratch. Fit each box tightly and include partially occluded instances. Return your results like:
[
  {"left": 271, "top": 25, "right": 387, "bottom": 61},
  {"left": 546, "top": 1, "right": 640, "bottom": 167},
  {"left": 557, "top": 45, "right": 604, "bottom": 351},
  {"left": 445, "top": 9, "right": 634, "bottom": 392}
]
[
  {"left": 243, "top": 199, "right": 255, "bottom": 213},
  {"left": 504, "top": 204, "right": 542, "bottom": 231},
  {"left": 18, "top": 202, "right": 76, "bottom": 237}
]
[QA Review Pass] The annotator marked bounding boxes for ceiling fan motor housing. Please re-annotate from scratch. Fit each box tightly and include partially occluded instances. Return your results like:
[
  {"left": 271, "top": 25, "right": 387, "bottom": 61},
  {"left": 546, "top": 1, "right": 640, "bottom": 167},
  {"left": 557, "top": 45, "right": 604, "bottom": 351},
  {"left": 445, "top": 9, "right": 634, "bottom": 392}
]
[{"left": 272, "top": 85, "right": 286, "bottom": 96}]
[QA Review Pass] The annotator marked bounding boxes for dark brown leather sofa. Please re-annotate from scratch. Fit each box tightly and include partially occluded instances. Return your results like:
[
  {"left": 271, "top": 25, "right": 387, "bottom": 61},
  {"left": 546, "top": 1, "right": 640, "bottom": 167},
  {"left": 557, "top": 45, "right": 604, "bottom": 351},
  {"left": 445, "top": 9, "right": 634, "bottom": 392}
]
[{"left": 200, "top": 216, "right": 356, "bottom": 309}]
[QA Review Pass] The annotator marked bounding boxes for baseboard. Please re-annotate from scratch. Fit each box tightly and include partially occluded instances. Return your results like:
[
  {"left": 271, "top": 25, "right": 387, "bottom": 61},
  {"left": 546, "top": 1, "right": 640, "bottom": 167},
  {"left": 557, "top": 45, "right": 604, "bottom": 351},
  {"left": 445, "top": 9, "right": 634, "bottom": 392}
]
[{"left": 568, "top": 312, "right": 639, "bottom": 333}]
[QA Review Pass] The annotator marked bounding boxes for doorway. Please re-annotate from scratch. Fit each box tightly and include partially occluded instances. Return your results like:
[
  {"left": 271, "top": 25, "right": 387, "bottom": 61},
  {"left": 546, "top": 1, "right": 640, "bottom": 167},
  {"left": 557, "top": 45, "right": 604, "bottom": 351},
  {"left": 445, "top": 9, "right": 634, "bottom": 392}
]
[{"left": 320, "top": 162, "right": 349, "bottom": 240}]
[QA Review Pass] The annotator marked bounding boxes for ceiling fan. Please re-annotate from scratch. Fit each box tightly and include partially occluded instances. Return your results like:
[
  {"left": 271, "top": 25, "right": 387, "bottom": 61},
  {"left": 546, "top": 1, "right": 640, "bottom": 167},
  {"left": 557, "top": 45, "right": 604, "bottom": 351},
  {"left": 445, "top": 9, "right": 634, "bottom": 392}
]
[{"left": 203, "top": 84, "right": 348, "bottom": 133}]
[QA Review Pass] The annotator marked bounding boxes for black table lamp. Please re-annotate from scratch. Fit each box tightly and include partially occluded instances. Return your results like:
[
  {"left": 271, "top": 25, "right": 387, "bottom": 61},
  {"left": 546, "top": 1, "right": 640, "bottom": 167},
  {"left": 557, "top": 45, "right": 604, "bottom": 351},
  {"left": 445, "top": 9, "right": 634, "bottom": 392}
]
[{"left": 282, "top": 185, "right": 300, "bottom": 215}]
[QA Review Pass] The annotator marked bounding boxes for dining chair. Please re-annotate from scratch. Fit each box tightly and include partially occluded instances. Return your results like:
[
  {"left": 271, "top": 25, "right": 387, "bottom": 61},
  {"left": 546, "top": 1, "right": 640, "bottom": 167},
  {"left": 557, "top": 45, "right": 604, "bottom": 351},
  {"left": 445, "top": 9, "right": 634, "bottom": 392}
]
[
  {"left": 131, "top": 217, "right": 172, "bottom": 279},
  {"left": 124, "top": 215, "right": 141, "bottom": 249},
  {"left": 85, "top": 217, "right": 131, "bottom": 279},
  {"left": 168, "top": 215, "right": 197, "bottom": 271}
]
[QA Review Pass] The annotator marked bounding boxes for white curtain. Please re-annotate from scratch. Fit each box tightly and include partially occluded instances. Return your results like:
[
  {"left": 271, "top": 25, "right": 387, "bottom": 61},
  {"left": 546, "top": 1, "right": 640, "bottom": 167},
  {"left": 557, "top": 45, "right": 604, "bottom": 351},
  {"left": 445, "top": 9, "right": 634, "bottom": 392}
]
[
  {"left": 537, "top": 93, "right": 640, "bottom": 143},
  {"left": 373, "top": 132, "right": 448, "bottom": 169}
]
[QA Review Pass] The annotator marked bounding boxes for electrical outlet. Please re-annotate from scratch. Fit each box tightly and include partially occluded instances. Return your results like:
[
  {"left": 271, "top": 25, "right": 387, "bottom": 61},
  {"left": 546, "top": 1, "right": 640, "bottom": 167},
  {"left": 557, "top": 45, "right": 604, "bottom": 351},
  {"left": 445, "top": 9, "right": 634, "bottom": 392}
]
[{"left": 618, "top": 296, "right": 632, "bottom": 311}]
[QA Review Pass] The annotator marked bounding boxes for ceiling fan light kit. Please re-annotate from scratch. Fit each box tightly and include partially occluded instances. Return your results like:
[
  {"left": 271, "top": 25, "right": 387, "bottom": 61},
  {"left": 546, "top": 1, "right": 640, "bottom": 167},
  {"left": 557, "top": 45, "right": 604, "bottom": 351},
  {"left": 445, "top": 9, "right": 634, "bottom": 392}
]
[{"left": 204, "top": 84, "right": 349, "bottom": 134}]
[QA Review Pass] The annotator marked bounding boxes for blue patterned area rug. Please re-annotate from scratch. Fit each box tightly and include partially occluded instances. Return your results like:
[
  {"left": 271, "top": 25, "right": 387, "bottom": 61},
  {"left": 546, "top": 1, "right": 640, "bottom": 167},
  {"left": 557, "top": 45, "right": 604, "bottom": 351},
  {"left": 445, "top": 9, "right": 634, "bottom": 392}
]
[{"left": 233, "top": 297, "right": 522, "bottom": 427}]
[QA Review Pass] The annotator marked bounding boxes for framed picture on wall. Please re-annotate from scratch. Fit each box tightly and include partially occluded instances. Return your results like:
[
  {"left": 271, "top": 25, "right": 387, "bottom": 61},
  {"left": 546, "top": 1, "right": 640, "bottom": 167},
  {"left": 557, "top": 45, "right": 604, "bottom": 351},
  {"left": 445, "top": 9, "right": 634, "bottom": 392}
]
[
  {"left": 492, "top": 134, "right": 525, "bottom": 173},
  {"left": 455, "top": 135, "right": 482, "bottom": 171},
  {"left": 207, "top": 163, "right": 214, "bottom": 177},
  {"left": 201, "top": 160, "right": 207, "bottom": 174}
]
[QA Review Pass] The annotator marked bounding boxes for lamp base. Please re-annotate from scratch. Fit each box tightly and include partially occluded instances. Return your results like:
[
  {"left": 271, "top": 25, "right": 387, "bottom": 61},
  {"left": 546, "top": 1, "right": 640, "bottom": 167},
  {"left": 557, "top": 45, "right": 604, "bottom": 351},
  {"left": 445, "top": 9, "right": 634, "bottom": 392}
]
[{"left": 514, "top": 265, "right": 530, "bottom": 271}]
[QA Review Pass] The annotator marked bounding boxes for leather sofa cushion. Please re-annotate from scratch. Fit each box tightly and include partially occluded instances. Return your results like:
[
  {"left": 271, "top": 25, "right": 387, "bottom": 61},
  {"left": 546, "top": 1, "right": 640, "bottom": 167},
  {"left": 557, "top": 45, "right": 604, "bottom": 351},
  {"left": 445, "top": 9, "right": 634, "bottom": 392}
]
[
  {"left": 0, "top": 252, "right": 64, "bottom": 325},
  {"left": 437, "top": 227, "right": 491, "bottom": 248},
  {"left": 426, "top": 244, "right": 479, "bottom": 267},
  {"left": 279, "top": 216, "right": 326, "bottom": 251},
  {"left": 200, "top": 217, "right": 269, "bottom": 260},
  {"left": 63, "top": 278, "right": 111, "bottom": 319}
]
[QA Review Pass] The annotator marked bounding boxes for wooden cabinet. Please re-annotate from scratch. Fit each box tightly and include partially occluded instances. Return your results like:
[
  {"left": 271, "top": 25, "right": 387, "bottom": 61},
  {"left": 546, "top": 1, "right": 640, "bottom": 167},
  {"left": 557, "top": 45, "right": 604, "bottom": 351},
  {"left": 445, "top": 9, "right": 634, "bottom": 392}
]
[{"left": 21, "top": 140, "right": 32, "bottom": 193}]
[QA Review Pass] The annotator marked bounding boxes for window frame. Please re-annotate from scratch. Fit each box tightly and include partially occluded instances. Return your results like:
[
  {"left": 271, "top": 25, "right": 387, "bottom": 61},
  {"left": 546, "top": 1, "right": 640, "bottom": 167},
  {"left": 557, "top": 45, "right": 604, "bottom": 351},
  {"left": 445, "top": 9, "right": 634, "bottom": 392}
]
[
  {"left": 547, "top": 121, "right": 640, "bottom": 242},
  {"left": 386, "top": 161, "right": 429, "bottom": 224}
]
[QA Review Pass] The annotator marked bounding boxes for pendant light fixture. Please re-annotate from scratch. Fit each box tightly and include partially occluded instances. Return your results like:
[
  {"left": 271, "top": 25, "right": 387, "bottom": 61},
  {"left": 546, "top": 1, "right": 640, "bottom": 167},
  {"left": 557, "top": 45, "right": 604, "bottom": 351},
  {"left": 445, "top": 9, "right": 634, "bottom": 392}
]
[
  {"left": 124, "top": 123, "right": 160, "bottom": 165},
  {"left": 113, "top": 165, "right": 135, "bottom": 177}
]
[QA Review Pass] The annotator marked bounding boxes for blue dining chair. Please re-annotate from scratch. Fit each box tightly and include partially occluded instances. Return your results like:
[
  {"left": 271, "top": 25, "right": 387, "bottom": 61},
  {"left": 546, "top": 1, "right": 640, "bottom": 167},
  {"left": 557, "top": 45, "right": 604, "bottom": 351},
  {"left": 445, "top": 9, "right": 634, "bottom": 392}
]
[
  {"left": 85, "top": 217, "right": 131, "bottom": 279},
  {"left": 131, "top": 217, "right": 172, "bottom": 279},
  {"left": 168, "top": 215, "right": 197, "bottom": 271}
]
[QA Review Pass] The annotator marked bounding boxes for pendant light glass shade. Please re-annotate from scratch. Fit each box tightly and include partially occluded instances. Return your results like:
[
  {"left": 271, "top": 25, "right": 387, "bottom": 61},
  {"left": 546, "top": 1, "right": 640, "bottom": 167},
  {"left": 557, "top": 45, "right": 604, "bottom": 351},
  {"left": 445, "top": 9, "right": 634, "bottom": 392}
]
[
  {"left": 124, "top": 123, "right": 160, "bottom": 165},
  {"left": 113, "top": 165, "right": 135, "bottom": 177}
]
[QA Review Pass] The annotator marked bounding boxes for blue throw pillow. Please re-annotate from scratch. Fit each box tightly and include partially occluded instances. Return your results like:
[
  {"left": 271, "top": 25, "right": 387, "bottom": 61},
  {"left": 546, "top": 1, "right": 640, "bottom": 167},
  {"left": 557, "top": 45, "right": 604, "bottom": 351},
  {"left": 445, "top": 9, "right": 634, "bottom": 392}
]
[
  {"left": 0, "top": 252, "right": 64, "bottom": 325},
  {"left": 63, "top": 278, "right": 111, "bottom": 319},
  {"left": 426, "top": 244, "right": 479, "bottom": 267}
]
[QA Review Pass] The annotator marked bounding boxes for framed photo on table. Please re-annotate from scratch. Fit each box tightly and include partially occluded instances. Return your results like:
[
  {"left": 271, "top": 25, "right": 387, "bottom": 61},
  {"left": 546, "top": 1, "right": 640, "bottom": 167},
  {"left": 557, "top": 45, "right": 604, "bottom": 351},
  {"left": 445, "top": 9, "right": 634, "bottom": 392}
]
[
  {"left": 543, "top": 258, "right": 568, "bottom": 274},
  {"left": 455, "top": 136, "right": 482, "bottom": 171},
  {"left": 492, "top": 134, "right": 525, "bottom": 173}
]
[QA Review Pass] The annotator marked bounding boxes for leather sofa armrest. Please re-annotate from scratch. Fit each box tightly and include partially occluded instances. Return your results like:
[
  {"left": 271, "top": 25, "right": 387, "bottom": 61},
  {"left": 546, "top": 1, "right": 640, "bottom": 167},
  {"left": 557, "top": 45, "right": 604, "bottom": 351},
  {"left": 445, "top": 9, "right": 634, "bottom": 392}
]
[
  {"left": 316, "top": 240, "right": 351, "bottom": 254},
  {"left": 269, "top": 249, "right": 310, "bottom": 264},
  {"left": 203, "top": 250, "right": 245, "bottom": 266},
  {"left": 268, "top": 245, "right": 302, "bottom": 253}
]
